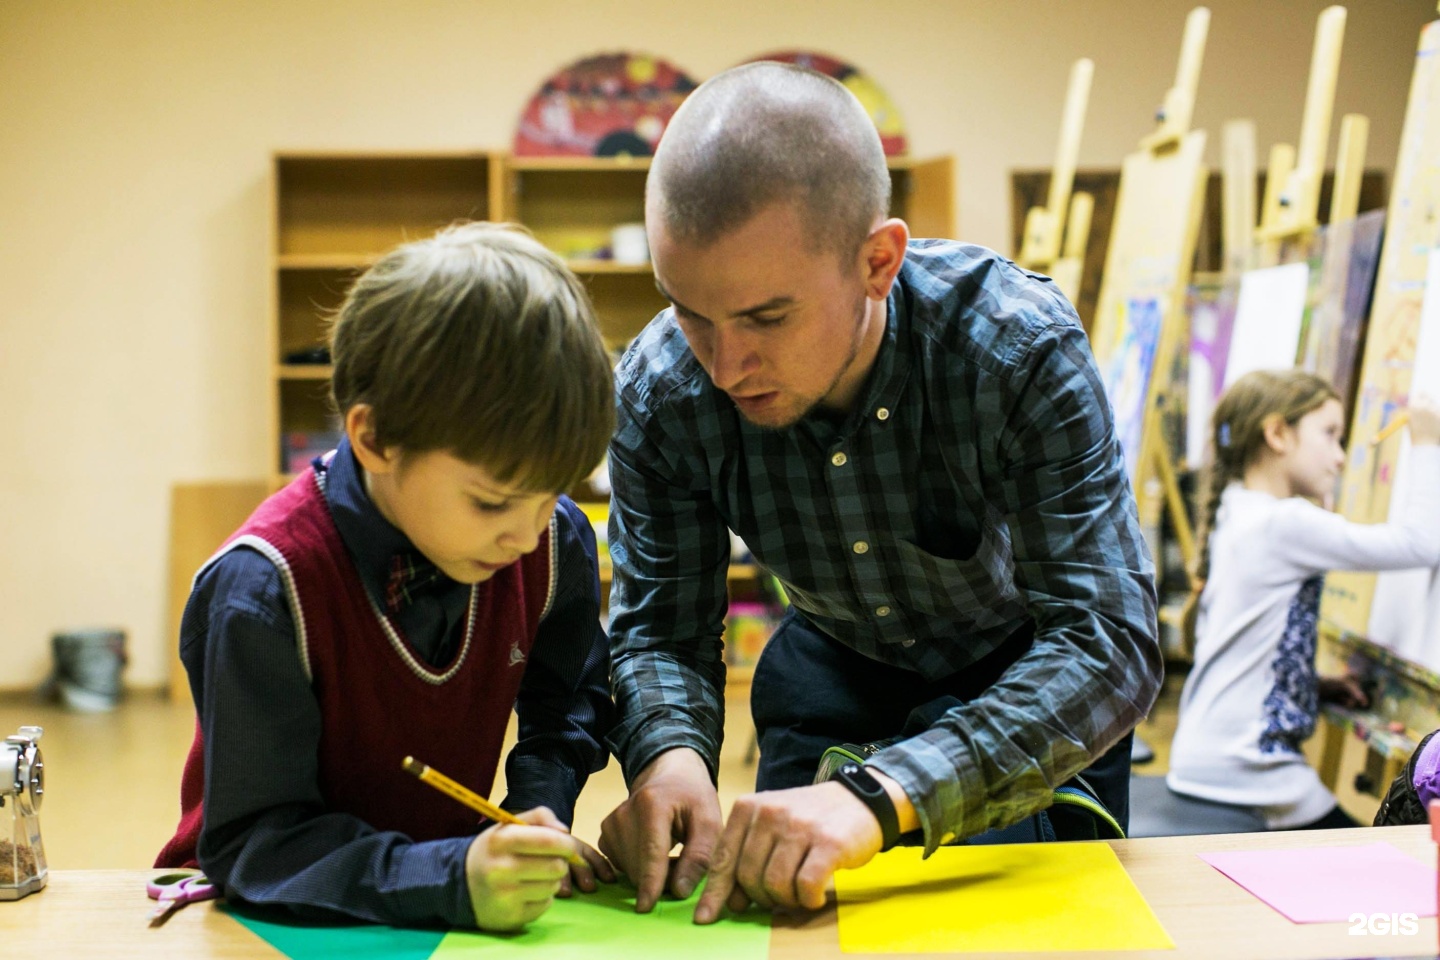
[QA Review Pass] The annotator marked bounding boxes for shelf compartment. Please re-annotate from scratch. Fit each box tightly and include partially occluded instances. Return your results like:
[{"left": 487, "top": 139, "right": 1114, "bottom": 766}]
[
  {"left": 275, "top": 364, "right": 333, "bottom": 381},
  {"left": 578, "top": 272, "right": 668, "bottom": 347},
  {"left": 276, "top": 154, "right": 494, "bottom": 257},
  {"left": 507, "top": 168, "right": 649, "bottom": 260},
  {"left": 277, "top": 267, "right": 357, "bottom": 363}
]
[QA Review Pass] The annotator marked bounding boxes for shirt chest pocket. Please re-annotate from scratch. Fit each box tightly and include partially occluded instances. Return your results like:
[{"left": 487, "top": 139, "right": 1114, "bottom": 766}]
[{"left": 892, "top": 535, "right": 1024, "bottom": 630}]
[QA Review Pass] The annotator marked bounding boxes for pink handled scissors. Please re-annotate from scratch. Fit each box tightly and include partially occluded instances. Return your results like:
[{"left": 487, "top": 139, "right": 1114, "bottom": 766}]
[{"left": 147, "top": 870, "right": 219, "bottom": 926}]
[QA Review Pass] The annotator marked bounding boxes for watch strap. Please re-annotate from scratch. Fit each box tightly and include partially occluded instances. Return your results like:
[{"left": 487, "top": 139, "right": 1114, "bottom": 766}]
[{"left": 831, "top": 762, "right": 901, "bottom": 851}]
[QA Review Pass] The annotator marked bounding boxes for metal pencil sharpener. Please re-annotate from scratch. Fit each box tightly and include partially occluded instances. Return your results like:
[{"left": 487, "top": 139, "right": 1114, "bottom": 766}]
[{"left": 0, "top": 726, "right": 46, "bottom": 900}]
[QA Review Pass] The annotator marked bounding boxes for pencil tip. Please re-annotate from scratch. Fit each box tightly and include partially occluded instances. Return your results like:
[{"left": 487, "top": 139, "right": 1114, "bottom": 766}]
[{"left": 402, "top": 756, "right": 424, "bottom": 776}]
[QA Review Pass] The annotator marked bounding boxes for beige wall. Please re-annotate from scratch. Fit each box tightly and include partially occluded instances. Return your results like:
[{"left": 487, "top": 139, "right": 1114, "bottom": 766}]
[{"left": 0, "top": 0, "right": 1430, "bottom": 688}]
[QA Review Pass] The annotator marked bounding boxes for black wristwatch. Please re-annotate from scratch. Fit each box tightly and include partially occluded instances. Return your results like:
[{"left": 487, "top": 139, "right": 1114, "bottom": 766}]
[{"left": 830, "top": 762, "right": 901, "bottom": 851}]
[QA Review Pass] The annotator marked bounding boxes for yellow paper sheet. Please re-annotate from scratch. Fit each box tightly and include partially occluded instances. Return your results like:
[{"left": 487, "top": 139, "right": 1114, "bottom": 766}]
[{"left": 835, "top": 843, "right": 1174, "bottom": 954}]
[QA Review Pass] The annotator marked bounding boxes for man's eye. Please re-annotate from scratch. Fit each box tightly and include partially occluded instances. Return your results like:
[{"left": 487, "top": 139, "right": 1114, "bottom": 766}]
[{"left": 752, "top": 315, "right": 786, "bottom": 328}]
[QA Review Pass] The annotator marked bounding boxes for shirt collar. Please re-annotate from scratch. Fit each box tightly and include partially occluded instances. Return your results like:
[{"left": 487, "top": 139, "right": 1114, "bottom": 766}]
[
  {"left": 321, "top": 436, "right": 417, "bottom": 606},
  {"left": 796, "top": 274, "right": 913, "bottom": 444}
]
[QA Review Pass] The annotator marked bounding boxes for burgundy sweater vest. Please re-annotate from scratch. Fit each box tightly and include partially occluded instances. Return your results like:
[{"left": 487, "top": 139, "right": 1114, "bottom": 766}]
[{"left": 156, "top": 467, "right": 555, "bottom": 868}]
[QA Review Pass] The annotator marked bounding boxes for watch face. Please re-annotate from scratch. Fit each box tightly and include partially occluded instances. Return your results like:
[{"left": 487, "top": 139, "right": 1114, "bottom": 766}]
[{"left": 840, "top": 762, "right": 861, "bottom": 777}]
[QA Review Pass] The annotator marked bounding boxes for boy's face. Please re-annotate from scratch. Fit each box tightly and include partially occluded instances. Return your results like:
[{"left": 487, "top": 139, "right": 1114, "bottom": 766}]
[{"left": 348, "top": 409, "right": 558, "bottom": 584}]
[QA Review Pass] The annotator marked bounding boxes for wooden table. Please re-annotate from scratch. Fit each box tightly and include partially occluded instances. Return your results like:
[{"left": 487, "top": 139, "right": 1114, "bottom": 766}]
[{"left": 0, "top": 826, "right": 1433, "bottom": 959}]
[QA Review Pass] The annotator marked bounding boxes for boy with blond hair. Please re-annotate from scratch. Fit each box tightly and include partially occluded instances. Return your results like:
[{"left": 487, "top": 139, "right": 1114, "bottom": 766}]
[{"left": 158, "top": 222, "right": 617, "bottom": 931}]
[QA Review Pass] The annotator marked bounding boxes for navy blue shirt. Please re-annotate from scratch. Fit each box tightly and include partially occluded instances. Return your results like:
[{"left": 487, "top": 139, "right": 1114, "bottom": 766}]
[{"left": 179, "top": 438, "right": 612, "bottom": 926}]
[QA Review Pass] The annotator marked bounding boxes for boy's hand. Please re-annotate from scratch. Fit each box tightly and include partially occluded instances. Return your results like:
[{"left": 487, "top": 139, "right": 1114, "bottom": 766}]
[
  {"left": 464, "top": 807, "right": 576, "bottom": 932},
  {"left": 598, "top": 748, "right": 723, "bottom": 913},
  {"left": 558, "top": 834, "right": 616, "bottom": 896},
  {"left": 513, "top": 805, "right": 617, "bottom": 897},
  {"left": 1407, "top": 394, "right": 1440, "bottom": 446}
]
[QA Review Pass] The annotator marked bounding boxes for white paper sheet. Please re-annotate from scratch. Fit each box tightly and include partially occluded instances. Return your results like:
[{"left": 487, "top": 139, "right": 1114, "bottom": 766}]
[{"left": 1222, "top": 261, "right": 1311, "bottom": 389}]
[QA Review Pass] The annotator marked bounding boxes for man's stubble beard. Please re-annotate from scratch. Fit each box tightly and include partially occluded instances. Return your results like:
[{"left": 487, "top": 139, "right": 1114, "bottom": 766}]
[{"left": 739, "top": 291, "right": 871, "bottom": 432}]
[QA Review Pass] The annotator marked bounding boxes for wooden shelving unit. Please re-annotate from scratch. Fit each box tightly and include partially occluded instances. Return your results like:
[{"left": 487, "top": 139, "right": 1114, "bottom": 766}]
[
  {"left": 497, "top": 154, "right": 957, "bottom": 352},
  {"left": 269, "top": 150, "right": 956, "bottom": 602},
  {"left": 270, "top": 151, "right": 505, "bottom": 480}
]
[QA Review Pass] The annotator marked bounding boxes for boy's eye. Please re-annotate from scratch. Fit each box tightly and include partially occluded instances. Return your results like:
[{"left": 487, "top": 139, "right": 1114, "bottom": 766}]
[
  {"left": 751, "top": 315, "right": 786, "bottom": 328},
  {"left": 470, "top": 497, "right": 510, "bottom": 513}
]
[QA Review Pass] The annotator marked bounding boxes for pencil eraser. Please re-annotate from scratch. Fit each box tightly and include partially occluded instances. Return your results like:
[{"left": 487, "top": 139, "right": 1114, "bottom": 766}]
[{"left": 1429, "top": 799, "right": 1440, "bottom": 842}]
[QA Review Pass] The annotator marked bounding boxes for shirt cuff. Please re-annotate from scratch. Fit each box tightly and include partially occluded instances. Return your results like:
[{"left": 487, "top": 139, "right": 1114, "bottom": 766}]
[
  {"left": 868, "top": 711, "right": 1056, "bottom": 856},
  {"left": 610, "top": 720, "right": 720, "bottom": 788},
  {"left": 501, "top": 755, "right": 581, "bottom": 828},
  {"left": 440, "top": 843, "right": 479, "bottom": 928}
]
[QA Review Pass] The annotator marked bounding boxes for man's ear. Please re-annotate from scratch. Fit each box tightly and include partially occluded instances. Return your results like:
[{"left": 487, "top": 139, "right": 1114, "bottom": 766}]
[
  {"left": 1261, "top": 413, "right": 1292, "bottom": 454},
  {"left": 860, "top": 218, "right": 909, "bottom": 301},
  {"left": 345, "top": 404, "right": 397, "bottom": 475}
]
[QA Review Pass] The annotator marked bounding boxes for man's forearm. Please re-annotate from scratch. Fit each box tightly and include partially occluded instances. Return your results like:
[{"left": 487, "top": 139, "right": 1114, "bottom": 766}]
[{"left": 608, "top": 652, "right": 727, "bottom": 784}]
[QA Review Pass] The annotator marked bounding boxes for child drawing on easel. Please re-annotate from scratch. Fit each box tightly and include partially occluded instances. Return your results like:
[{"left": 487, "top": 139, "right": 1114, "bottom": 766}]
[{"left": 1168, "top": 370, "right": 1440, "bottom": 829}]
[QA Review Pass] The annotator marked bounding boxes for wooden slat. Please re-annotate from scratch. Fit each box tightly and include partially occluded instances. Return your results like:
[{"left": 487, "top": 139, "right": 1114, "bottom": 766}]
[{"left": 166, "top": 482, "right": 271, "bottom": 703}]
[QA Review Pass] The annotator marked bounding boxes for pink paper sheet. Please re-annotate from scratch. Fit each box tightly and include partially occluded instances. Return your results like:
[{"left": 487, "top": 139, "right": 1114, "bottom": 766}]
[{"left": 1198, "top": 842, "right": 1436, "bottom": 923}]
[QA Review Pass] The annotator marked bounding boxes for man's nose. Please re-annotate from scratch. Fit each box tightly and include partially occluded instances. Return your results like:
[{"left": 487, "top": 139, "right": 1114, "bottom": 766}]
[{"left": 710, "top": 328, "right": 754, "bottom": 391}]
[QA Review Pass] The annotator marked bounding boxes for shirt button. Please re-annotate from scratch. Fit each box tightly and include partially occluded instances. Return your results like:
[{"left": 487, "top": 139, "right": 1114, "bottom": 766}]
[
  {"left": 875, "top": 605, "right": 892, "bottom": 617},
  {"left": 902, "top": 638, "right": 916, "bottom": 648},
  {"left": 831, "top": 451, "right": 848, "bottom": 467},
  {"left": 853, "top": 540, "right": 869, "bottom": 555},
  {"left": 876, "top": 407, "right": 891, "bottom": 421}
]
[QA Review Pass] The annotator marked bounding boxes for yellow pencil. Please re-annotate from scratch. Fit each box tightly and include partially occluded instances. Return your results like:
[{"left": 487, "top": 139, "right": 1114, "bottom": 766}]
[
  {"left": 1371, "top": 412, "right": 1411, "bottom": 446},
  {"left": 402, "top": 756, "right": 586, "bottom": 867}
]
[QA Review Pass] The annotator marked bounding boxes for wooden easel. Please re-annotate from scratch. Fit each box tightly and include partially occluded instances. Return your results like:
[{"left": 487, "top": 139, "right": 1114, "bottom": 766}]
[
  {"left": 1091, "top": 7, "right": 1211, "bottom": 573},
  {"left": 1211, "top": 6, "right": 1347, "bottom": 397},
  {"left": 1309, "top": 10, "right": 1440, "bottom": 815},
  {"left": 1324, "top": 9, "right": 1440, "bottom": 638},
  {"left": 1017, "top": 58, "right": 1095, "bottom": 305},
  {"left": 1297, "top": 113, "right": 1371, "bottom": 381},
  {"left": 1221, "top": 119, "right": 1258, "bottom": 276},
  {"left": 1254, "top": 5, "right": 1348, "bottom": 264},
  {"left": 1176, "top": 121, "right": 1254, "bottom": 477},
  {"left": 1120, "top": 6, "right": 1348, "bottom": 574}
]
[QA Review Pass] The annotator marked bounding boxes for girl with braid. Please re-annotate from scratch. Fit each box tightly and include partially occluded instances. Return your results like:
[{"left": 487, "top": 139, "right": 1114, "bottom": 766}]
[{"left": 1167, "top": 370, "right": 1440, "bottom": 829}]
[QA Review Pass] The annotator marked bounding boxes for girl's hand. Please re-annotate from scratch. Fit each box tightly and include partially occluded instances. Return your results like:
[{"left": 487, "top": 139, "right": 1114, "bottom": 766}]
[
  {"left": 1407, "top": 394, "right": 1440, "bottom": 446},
  {"left": 1317, "top": 675, "right": 1369, "bottom": 709}
]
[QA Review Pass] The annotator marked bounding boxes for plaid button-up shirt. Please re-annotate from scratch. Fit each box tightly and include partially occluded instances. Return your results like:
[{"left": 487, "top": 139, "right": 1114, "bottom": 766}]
[{"left": 607, "top": 240, "right": 1161, "bottom": 851}]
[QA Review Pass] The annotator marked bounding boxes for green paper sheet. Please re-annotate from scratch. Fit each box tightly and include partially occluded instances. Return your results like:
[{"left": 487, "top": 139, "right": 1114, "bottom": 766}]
[
  {"left": 432, "top": 881, "right": 772, "bottom": 958},
  {"left": 226, "top": 904, "right": 447, "bottom": 960},
  {"left": 223, "top": 882, "right": 771, "bottom": 960}
]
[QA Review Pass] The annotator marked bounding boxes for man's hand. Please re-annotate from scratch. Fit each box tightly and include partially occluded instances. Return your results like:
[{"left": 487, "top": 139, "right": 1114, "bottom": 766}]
[
  {"left": 598, "top": 747, "right": 723, "bottom": 912},
  {"left": 694, "top": 778, "right": 904, "bottom": 923}
]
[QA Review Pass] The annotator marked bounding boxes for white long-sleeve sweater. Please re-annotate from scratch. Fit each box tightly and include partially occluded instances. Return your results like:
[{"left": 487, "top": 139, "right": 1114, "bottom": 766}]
[{"left": 1167, "top": 446, "right": 1440, "bottom": 827}]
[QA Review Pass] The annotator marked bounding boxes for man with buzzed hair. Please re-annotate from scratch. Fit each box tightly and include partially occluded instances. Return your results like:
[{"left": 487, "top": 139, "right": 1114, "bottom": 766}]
[{"left": 600, "top": 61, "right": 1161, "bottom": 924}]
